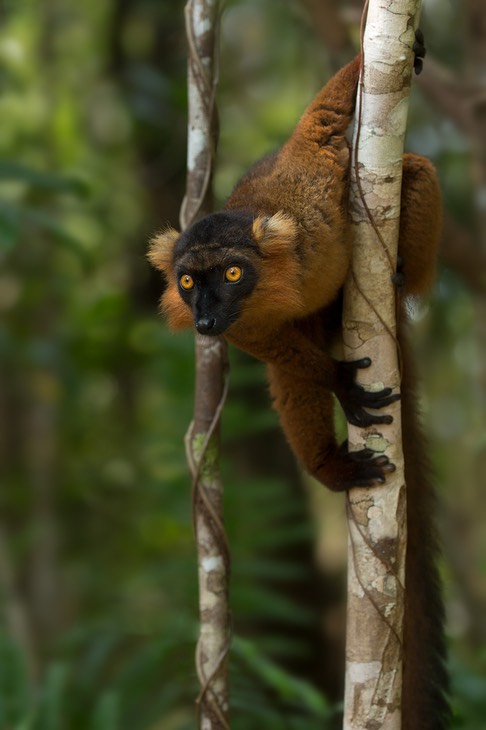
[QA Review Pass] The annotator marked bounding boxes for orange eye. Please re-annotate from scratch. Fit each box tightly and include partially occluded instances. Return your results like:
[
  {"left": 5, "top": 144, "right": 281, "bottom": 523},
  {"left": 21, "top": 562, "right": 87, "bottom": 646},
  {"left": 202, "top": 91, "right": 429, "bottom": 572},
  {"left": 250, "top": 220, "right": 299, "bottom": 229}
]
[
  {"left": 225, "top": 266, "right": 242, "bottom": 283},
  {"left": 180, "top": 274, "right": 194, "bottom": 291}
]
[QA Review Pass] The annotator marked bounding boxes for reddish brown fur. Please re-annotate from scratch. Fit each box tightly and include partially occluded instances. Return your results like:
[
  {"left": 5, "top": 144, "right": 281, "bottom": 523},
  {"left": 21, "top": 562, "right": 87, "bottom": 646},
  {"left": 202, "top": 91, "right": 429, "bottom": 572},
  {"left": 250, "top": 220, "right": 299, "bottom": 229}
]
[
  {"left": 149, "top": 229, "right": 194, "bottom": 329},
  {"left": 150, "top": 56, "right": 449, "bottom": 727},
  {"left": 398, "top": 153, "right": 441, "bottom": 297}
]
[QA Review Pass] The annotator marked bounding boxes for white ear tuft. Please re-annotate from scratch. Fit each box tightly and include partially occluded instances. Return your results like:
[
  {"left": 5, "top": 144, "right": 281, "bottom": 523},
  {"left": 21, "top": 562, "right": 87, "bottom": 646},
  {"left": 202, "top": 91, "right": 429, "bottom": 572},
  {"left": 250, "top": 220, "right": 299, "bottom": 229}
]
[
  {"left": 147, "top": 227, "right": 179, "bottom": 272},
  {"left": 252, "top": 211, "right": 298, "bottom": 249}
]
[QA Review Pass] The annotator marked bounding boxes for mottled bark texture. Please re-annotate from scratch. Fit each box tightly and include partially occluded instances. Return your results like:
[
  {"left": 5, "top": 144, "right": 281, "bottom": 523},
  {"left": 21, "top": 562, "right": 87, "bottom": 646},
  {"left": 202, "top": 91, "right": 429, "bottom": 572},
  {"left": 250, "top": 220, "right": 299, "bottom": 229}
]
[
  {"left": 342, "top": 1, "right": 421, "bottom": 728},
  {"left": 186, "top": 336, "right": 229, "bottom": 730},
  {"left": 181, "top": 2, "right": 230, "bottom": 729}
]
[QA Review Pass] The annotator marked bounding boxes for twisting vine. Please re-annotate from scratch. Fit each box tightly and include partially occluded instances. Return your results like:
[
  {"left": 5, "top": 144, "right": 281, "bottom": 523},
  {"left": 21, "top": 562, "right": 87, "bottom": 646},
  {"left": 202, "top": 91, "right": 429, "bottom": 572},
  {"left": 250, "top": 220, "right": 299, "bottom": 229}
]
[{"left": 181, "top": 2, "right": 231, "bottom": 729}]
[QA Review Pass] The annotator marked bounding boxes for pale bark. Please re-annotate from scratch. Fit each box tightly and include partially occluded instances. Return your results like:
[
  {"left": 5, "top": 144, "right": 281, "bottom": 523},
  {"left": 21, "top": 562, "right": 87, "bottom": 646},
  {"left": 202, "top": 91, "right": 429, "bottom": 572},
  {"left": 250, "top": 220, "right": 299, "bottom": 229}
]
[
  {"left": 342, "top": 1, "right": 422, "bottom": 728},
  {"left": 185, "top": 337, "right": 230, "bottom": 730},
  {"left": 181, "top": 2, "right": 230, "bottom": 729}
]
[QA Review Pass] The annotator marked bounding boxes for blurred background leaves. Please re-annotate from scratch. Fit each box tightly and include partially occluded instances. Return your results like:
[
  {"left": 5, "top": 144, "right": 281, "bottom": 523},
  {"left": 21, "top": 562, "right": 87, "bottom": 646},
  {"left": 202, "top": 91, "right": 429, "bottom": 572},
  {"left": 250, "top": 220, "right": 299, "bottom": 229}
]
[{"left": 0, "top": 0, "right": 485, "bottom": 728}]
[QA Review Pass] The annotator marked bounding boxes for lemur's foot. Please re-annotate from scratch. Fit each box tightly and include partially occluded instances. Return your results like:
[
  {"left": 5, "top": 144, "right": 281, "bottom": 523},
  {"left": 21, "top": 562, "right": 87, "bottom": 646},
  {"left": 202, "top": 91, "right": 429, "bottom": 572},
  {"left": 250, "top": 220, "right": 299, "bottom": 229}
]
[
  {"left": 314, "top": 444, "right": 396, "bottom": 491},
  {"left": 413, "top": 28, "right": 426, "bottom": 75}
]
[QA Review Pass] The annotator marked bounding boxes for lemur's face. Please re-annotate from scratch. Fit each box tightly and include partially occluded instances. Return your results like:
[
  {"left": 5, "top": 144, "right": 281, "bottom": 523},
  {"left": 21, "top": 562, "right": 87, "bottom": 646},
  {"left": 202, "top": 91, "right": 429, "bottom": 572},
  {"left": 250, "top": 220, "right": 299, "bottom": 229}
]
[
  {"left": 175, "top": 255, "right": 258, "bottom": 336},
  {"left": 148, "top": 210, "right": 303, "bottom": 335},
  {"left": 155, "top": 211, "right": 259, "bottom": 335}
]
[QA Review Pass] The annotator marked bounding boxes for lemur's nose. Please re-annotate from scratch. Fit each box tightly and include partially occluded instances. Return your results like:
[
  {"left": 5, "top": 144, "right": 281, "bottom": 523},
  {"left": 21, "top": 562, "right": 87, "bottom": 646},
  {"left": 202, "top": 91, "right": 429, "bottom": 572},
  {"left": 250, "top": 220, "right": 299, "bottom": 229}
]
[{"left": 196, "top": 316, "right": 216, "bottom": 334}]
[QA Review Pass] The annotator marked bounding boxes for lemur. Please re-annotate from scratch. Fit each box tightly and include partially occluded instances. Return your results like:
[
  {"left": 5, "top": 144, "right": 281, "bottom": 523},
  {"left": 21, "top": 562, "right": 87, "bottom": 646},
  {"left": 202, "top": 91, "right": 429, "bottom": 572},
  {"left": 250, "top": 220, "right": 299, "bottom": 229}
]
[{"left": 149, "top": 47, "right": 449, "bottom": 729}]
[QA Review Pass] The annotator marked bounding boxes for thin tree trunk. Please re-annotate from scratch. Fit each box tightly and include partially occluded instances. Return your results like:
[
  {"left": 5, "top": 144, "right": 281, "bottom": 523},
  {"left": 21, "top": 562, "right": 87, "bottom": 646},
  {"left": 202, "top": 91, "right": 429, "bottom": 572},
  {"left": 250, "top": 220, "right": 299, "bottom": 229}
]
[
  {"left": 180, "top": 2, "right": 230, "bottom": 729},
  {"left": 342, "top": 1, "right": 421, "bottom": 727}
]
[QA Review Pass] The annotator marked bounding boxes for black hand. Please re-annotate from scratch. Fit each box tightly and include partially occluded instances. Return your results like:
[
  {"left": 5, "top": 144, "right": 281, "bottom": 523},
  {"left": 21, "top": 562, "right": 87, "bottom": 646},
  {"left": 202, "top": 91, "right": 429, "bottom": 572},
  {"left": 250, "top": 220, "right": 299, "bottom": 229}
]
[{"left": 334, "top": 357, "right": 400, "bottom": 428}]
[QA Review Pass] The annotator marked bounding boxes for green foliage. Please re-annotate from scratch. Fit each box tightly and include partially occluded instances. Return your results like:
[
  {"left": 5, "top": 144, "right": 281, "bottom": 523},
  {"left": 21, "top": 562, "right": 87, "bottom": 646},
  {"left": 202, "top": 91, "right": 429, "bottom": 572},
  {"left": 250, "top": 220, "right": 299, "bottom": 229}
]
[
  {"left": 0, "top": 629, "right": 196, "bottom": 730},
  {"left": 232, "top": 636, "right": 334, "bottom": 724},
  {"left": 0, "top": 634, "right": 31, "bottom": 728},
  {"left": 90, "top": 692, "right": 121, "bottom": 730},
  {"left": 0, "top": 627, "right": 340, "bottom": 730},
  {"left": 450, "top": 654, "right": 486, "bottom": 729}
]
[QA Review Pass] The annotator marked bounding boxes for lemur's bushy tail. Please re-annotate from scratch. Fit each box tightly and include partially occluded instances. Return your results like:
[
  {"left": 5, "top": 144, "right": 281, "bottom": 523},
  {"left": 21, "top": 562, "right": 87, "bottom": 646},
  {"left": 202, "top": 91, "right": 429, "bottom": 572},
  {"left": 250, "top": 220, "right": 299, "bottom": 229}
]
[{"left": 400, "top": 319, "right": 450, "bottom": 730}]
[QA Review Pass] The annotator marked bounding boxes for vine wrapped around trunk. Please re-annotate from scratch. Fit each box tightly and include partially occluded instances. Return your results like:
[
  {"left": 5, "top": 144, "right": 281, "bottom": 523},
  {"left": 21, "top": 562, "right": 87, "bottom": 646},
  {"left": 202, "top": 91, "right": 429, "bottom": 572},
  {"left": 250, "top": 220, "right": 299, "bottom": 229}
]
[{"left": 181, "top": 2, "right": 230, "bottom": 729}]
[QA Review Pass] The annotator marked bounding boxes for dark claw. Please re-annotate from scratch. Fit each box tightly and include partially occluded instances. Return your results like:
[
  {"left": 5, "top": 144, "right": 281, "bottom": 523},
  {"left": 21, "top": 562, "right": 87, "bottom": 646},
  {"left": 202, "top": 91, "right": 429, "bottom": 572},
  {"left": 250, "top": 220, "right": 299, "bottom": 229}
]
[
  {"left": 392, "top": 253, "right": 405, "bottom": 291},
  {"left": 413, "top": 28, "right": 426, "bottom": 75},
  {"left": 339, "top": 357, "right": 371, "bottom": 374},
  {"left": 356, "top": 357, "right": 371, "bottom": 369},
  {"left": 413, "top": 29, "right": 426, "bottom": 57},
  {"left": 347, "top": 447, "right": 375, "bottom": 461},
  {"left": 414, "top": 57, "right": 424, "bottom": 75},
  {"left": 392, "top": 271, "right": 406, "bottom": 291}
]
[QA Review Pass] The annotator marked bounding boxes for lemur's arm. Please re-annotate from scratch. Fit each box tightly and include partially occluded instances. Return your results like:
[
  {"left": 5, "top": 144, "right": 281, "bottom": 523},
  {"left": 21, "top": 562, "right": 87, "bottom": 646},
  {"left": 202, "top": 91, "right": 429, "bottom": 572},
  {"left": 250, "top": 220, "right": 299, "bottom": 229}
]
[{"left": 246, "top": 153, "right": 441, "bottom": 493}]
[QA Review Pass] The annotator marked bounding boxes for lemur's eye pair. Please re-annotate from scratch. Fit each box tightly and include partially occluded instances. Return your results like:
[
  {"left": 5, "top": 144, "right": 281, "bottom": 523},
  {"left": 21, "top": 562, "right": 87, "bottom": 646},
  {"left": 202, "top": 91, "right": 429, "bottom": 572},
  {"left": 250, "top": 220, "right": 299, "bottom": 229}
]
[{"left": 179, "top": 266, "right": 242, "bottom": 291}]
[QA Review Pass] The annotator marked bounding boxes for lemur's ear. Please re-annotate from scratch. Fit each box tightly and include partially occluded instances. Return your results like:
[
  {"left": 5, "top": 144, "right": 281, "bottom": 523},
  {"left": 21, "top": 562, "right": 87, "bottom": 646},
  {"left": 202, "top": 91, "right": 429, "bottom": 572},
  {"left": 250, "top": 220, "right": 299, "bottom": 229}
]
[
  {"left": 147, "top": 227, "right": 179, "bottom": 272},
  {"left": 252, "top": 212, "right": 298, "bottom": 253}
]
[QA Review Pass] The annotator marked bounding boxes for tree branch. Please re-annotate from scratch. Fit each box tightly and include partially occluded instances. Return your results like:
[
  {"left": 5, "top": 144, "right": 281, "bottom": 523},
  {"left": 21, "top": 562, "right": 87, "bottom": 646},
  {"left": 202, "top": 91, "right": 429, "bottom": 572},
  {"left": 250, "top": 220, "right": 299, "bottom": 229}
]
[
  {"left": 181, "top": 2, "right": 230, "bottom": 729},
  {"left": 342, "top": 1, "right": 422, "bottom": 727}
]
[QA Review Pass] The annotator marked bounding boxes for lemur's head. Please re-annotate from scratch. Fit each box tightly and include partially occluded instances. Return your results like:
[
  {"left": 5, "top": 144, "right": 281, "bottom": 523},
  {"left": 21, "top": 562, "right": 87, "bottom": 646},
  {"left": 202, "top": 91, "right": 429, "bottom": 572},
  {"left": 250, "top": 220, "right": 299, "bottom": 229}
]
[{"left": 148, "top": 209, "right": 304, "bottom": 336}]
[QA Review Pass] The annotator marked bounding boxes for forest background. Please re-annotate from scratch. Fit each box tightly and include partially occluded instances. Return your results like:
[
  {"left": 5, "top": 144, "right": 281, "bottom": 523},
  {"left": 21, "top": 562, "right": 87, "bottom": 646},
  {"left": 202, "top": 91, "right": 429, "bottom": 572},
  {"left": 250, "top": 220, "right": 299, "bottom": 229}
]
[{"left": 1, "top": 0, "right": 485, "bottom": 728}]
